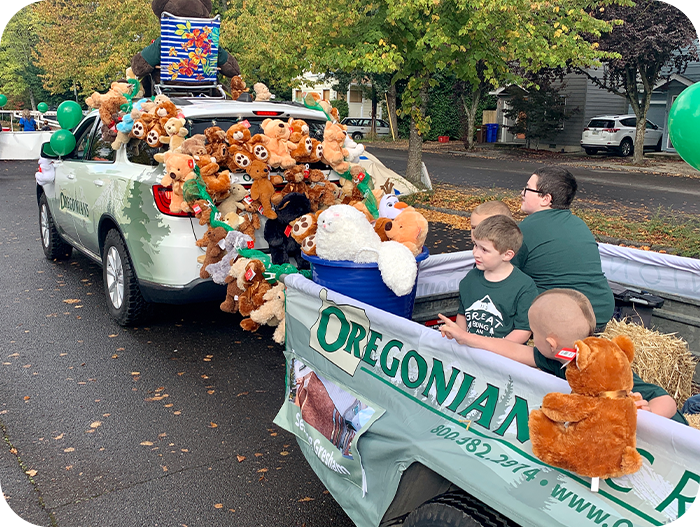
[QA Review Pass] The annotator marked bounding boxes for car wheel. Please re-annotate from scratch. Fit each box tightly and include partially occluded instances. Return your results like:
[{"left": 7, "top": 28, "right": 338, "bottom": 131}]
[
  {"left": 352, "top": 132, "right": 363, "bottom": 141},
  {"left": 619, "top": 138, "right": 633, "bottom": 157},
  {"left": 655, "top": 138, "right": 662, "bottom": 152},
  {"left": 102, "top": 229, "right": 148, "bottom": 326},
  {"left": 584, "top": 148, "right": 598, "bottom": 155},
  {"left": 39, "top": 193, "right": 72, "bottom": 260},
  {"left": 404, "top": 491, "right": 514, "bottom": 527}
]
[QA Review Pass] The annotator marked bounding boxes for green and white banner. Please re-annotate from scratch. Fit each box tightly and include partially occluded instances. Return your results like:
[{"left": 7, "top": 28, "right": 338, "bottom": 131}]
[{"left": 274, "top": 275, "right": 700, "bottom": 527}]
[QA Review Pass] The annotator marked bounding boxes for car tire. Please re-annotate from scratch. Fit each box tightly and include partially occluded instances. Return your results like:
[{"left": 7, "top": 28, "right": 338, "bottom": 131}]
[
  {"left": 403, "top": 491, "right": 515, "bottom": 527},
  {"left": 352, "top": 132, "right": 363, "bottom": 141},
  {"left": 102, "top": 229, "right": 148, "bottom": 326},
  {"left": 584, "top": 148, "right": 598, "bottom": 155},
  {"left": 655, "top": 138, "right": 662, "bottom": 152},
  {"left": 39, "top": 194, "right": 72, "bottom": 260},
  {"left": 619, "top": 138, "right": 633, "bottom": 157}
]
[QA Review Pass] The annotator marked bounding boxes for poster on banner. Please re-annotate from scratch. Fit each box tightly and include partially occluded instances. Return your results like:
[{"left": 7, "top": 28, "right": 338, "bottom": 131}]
[{"left": 277, "top": 275, "right": 700, "bottom": 527}]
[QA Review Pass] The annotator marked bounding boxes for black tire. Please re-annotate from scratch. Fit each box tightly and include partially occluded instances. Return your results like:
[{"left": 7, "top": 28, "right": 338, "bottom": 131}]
[
  {"left": 655, "top": 138, "right": 662, "bottom": 152},
  {"left": 352, "top": 131, "right": 363, "bottom": 141},
  {"left": 39, "top": 193, "right": 72, "bottom": 260},
  {"left": 618, "top": 138, "right": 633, "bottom": 157},
  {"left": 584, "top": 148, "right": 598, "bottom": 155},
  {"left": 404, "top": 491, "right": 517, "bottom": 527},
  {"left": 102, "top": 229, "right": 148, "bottom": 326}
]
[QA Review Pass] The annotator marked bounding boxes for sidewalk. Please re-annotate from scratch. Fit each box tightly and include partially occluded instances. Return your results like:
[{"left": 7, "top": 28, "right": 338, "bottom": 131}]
[{"left": 366, "top": 139, "right": 700, "bottom": 179}]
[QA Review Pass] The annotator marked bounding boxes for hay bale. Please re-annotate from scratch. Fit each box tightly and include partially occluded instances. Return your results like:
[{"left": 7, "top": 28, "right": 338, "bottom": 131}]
[
  {"left": 600, "top": 319, "right": 697, "bottom": 409},
  {"left": 684, "top": 414, "right": 700, "bottom": 431}
]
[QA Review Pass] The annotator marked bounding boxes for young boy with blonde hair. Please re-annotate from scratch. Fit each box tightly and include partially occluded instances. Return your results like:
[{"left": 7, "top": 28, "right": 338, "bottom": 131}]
[
  {"left": 454, "top": 215, "right": 538, "bottom": 344},
  {"left": 439, "top": 289, "right": 686, "bottom": 424},
  {"left": 470, "top": 200, "right": 512, "bottom": 229}
]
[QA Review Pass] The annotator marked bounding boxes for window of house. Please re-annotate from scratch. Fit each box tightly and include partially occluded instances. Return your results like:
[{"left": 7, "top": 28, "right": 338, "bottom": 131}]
[
  {"left": 323, "top": 89, "right": 330, "bottom": 101},
  {"left": 349, "top": 88, "right": 362, "bottom": 103}
]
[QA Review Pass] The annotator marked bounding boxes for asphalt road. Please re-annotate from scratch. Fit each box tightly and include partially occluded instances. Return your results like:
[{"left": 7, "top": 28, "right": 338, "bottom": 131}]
[
  {"left": 367, "top": 147, "right": 700, "bottom": 216},
  {"left": 0, "top": 161, "right": 355, "bottom": 526}
]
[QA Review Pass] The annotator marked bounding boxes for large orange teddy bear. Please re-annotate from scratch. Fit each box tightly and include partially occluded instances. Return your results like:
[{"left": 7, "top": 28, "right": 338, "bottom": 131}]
[
  {"left": 384, "top": 207, "right": 428, "bottom": 256},
  {"left": 529, "top": 335, "right": 644, "bottom": 480},
  {"left": 256, "top": 118, "right": 297, "bottom": 169}
]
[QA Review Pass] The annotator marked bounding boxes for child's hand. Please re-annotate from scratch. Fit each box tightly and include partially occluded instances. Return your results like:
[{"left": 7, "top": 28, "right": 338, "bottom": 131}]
[
  {"left": 438, "top": 314, "right": 470, "bottom": 345},
  {"left": 632, "top": 392, "right": 651, "bottom": 412}
]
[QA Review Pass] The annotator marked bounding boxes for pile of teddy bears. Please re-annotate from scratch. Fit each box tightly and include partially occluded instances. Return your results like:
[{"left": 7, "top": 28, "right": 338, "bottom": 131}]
[{"left": 86, "top": 75, "right": 429, "bottom": 342}]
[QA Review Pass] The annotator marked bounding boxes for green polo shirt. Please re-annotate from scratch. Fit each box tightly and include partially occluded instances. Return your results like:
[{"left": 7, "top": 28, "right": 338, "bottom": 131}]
[
  {"left": 533, "top": 347, "right": 687, "bottom": 425},
  {"left": 512, "top": 209, "right": 614, "bottom": 328}
]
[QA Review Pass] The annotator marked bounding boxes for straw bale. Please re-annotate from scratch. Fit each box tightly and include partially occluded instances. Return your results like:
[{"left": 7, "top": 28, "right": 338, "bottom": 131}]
[
  {"left": 684, "top": 414, "right": 700, "bottom": 430},
  {"left": 600, "top": 319, "right": 697, "bottom": 409}
]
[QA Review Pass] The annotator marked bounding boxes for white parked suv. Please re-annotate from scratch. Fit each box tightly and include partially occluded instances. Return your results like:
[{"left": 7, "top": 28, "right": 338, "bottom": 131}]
[
  {"left": 580, "top": 114, "right": 663, "bottom": 156},
  {"left": 37, "top": 98, "right": 330, "bottom": 325},
  {"left": 340, "top": 117, "right": 391, "bottom": 140}
]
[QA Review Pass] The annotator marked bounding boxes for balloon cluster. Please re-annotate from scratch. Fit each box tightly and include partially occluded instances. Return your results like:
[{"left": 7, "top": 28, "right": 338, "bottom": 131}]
[
  {"left": 49, "top": 101, "right": 83, "bottom": 156},
  {"left": 668, "top": 83, "right": 700, "bottom": 172}
]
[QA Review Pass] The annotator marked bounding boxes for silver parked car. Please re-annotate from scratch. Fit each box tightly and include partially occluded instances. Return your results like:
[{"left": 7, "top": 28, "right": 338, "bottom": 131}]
[
  {"left": 580, "top": 114, "right": 663, "bottom": 156},
  {"left": 37, "top": 98, "right": 330, "bottom": 325},
  {"left": 340, "top": 117, "right": 391, "bottom": 140}
]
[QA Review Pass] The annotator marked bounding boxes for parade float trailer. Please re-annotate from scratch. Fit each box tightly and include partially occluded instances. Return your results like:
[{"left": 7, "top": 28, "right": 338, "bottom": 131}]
[{"left": 274, "top": 246, "right": 700, "bottom": 527}]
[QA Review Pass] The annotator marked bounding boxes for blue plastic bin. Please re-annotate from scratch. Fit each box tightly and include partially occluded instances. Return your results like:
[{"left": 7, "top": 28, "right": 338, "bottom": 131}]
[
  {"left": 302, "top": 247, "right": 430, "bottom": 318},
  {"left": 485, "top": 123, "right": 499, "bottom": 143}
]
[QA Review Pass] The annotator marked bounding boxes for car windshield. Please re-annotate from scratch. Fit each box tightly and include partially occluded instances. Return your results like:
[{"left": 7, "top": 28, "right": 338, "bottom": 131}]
[{"left": 588, "top": 119, "right": 614, "bottom": 128}]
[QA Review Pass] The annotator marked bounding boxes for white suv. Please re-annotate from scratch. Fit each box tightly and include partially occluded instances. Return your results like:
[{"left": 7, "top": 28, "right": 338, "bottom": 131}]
[
  {"left": 580, "top": 114, "right": 663, "bottom": 156},
  {"left": 37, "top": 98, "right": 330, "bottom": 325},
  {"left": 340, "top": 117, "right": 391, "bottom": 140}
]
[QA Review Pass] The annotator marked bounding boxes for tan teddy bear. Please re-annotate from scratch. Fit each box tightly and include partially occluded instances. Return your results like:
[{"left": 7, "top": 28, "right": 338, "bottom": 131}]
[
  {"left": 257, "top": 118, "right": 296, "bottom": 169},
  {"left": 249, "top": 283, "right": 286, "bottom": 344},
  {"left": 321, "top": 121, "right": 350, "bottom": 174},
  {"left": 220, "top": 257, "right": 249, "bottom": 314},
  {"left": 247, "top": 160, "right": 277, "bottom": 219},
  {"left": 160, "top": 117, "right": 188, "bottom": 152},
  {"left": 160, "top": 152, "right": 196, "bottom": 213}
]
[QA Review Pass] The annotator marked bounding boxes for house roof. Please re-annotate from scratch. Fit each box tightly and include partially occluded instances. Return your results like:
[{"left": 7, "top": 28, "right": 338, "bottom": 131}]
[{"left": 654, "top": 73, "right": 696, "bottom": 91}]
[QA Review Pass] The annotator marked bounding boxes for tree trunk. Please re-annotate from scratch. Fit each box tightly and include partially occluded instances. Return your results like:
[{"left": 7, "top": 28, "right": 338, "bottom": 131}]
[
  {"left": 406, "top": 79, "right": 429, "bottom": 186},
  {"left": 370, "top": 85, "right": 377, "bottom": 138},
  {"left": 625, "top": 62, "right": 655, "bottom": 165},
  {"left": 461, "top": 84, "right": 483, "bottom": 151},
  {"left": 386, "top": 83, "right": 398, "bottom": 141},
  {"left": 29, "top": 90, "right": 36, "bottom": 111}
]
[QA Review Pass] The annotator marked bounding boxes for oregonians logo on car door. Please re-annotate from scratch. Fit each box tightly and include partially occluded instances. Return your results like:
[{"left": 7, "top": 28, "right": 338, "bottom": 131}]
[
  {"left": 59, "top": 192, "right": 89, "bottom": 218},
  {"left": 309, "top": 289, "right": 370, "bottom": 376}
]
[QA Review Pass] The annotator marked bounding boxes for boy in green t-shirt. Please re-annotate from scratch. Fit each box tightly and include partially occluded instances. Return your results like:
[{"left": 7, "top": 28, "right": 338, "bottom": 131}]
[
  {"left": 439, "top": 289, "right": 687, "bottom": 424},
  {"left": 453, "top": 215, "right": 538, "bottom": 344}
]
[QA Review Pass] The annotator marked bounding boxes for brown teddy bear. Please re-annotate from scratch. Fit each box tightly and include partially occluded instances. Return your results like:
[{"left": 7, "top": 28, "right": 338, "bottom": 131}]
[
  {"left": 293, "top": 138, "right": 323, "bottom": 165},
  {"left": 238, "top": 259, "right": 272, "bottom": 331},
  {"left": 308, "top": 180, "right": 340, "bottom": 213},
  {"left": 249, "top": 283, "right": 286, "bottom": 344},
  {"left": 247, "top": 160, "right": 277, "bottom": 219},
  {"left": 230, "top": 76, "right": 249, "bottom": 100},
  {"left": 220, "top": 257, "right": 249, "bottom": 314},
  {"left": 247, "top": 134, "right": 271, "bottom": 164},
  {"left": 258, "top": 118, "right": 296, "bottom": 169},
  {"left": 228, "top": 149, "right": 254, "bottom": 172},
  {"left": 288, "top": 118, "right": 309, "bottom": 144},
  {"left": 291, "top": 211, "right": 321, "bottom": 256},
  {"left": 529, "top": 335, "right": 643, "bottom": 480},
  {"left": 321, "top": 121, "right": 350, "bottom": 174},
  {"left": 196, "top": 226, "right": 229, "bottom": 279},
  {"left": 237, "top": 210, "right": 261, "bottom": 246},
  {"left": 280, "top": 165, "right": 310, "bottom": 198},
  {"left": 160, "top": 151, "right": 196, "bottom": 213},
  {"left": 383, "top": 207, "right": 428, "bottom": 256},
  {"left": 154, "top": 100, "right": 180, "bottom": 127},
  {"left": 226, "top": 122, "right": 252, "bottom": 151},
  {"left": 146, "top": 121, "right": 166, "bottom": 148}
]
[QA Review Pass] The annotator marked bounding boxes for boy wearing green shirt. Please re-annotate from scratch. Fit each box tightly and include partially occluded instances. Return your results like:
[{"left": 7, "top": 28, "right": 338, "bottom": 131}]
[
  {"left": 439, "top": 289, "right": 687, "bottom": 424},
  {"left": 513, "top": 166, "right": 614, "bottom": 331},
  {"left": 456, "top": 215, "right": 538, "bottom": 344}
]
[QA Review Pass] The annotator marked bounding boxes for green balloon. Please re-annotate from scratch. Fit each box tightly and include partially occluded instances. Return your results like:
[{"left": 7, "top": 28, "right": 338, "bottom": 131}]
[
  {"left": 0, "top": 94, "right": 6, "bottom": 107},
  {"left": 668, "top": 83, "right": 700, "bottom": 171},
  {"left": 37, "top": 102, "right": 49, "bottom": 113},
  {"left": 50, "top": 129, "right": 76, "bottom": 156},
  {"left": 56, "top": 100, "right": 83, "bottom": 130}
]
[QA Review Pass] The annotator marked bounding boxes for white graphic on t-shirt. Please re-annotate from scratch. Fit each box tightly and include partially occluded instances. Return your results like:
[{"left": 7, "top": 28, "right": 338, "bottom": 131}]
[{"left": 464, "top": 295, "right": 504, "bottom": 336}]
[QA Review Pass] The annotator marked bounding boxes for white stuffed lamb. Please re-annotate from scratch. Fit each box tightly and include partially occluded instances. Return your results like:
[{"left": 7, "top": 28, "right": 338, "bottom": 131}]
[
  {"left": 315, "top": 205, "right": 417, "bottom": 296},
  {"left": 35, "top": 158, "right": 55, "bottom": 186},
  {"left": 343, "top": 135, "right": 365, "bottom": 163}
]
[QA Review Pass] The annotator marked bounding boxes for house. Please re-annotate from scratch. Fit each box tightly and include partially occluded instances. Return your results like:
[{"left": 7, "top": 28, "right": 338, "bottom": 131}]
[
  {"left": 491, "top": 62, "right": 700, "bottom": 152},
  {"left": 292, "top": 72, "right": 384, "bottom": 120}
]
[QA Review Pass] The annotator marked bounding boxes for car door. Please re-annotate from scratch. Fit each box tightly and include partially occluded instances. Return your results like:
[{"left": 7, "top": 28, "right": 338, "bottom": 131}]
[
  {"left": 377, "top": 119, "right": 390, "bottom": 136},
  {"left": 79, "top": 123, "right": 120, "bottom": 257},
  {"left": 645, "top": 120, "right": 662, "bottom": 147},
  {"left": 53, "top": 116, "right": 97, "bottom": 246}
]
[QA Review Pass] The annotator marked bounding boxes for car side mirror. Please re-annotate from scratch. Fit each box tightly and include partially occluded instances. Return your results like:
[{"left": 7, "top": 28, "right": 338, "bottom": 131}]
[{"left": 40, "top": 141, "right": 59, "bottom": 159}]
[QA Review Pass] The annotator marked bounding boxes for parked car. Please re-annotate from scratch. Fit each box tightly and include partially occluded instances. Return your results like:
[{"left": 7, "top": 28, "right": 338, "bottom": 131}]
[
  {"left": 340, "top": 117, "right": 391, "bottom": 140},
  {"left": 37, "top": 98, "right": 330, "bottom": 325},
  {"left": 580, "top": 114, "right": 663, "bottom": 156}
]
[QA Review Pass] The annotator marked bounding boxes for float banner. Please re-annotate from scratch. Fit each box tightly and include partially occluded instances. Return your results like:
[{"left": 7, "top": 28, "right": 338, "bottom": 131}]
[{"left": 276, "top": 275, "right": 700, "bottom": 527}]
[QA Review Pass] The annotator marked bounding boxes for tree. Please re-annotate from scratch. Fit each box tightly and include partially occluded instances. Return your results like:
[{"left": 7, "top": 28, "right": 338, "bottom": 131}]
[
  {"left": 34, "top": 0, "right": 157, "bottom": 97},
  {"left": 576, "top": 0, "right": 699, "bottom": 164},
  {"left": 503, "top": 72, "right": 579, "bottom": 149}
]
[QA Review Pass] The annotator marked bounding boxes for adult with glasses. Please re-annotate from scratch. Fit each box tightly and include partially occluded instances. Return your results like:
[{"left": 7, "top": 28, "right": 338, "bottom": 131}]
[{"left": 512, "top": 165, "right": 614, "bottom": 332}]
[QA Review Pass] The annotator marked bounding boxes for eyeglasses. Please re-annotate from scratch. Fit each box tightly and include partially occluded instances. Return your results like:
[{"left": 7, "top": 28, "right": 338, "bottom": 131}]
[{"left": 522, "top": 186, "right": 543, "bottom": 195}]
